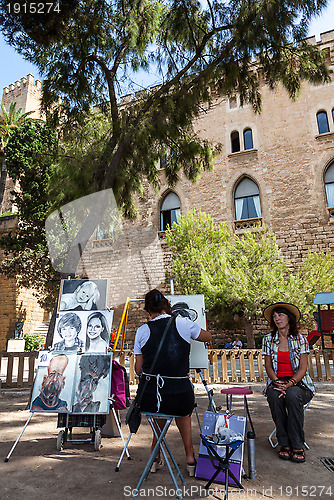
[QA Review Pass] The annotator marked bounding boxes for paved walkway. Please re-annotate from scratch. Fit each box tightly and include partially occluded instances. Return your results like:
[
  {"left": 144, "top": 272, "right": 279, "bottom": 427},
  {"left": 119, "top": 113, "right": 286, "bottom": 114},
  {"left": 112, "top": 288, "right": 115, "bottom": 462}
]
[{"left": 0, "top": 383, "right": 333, "bottom": 500}]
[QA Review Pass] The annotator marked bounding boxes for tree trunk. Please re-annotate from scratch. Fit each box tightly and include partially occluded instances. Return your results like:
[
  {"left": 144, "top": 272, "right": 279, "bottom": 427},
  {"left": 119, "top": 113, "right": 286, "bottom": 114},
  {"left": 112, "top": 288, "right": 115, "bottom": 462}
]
[{"left": 243, "top": 317, "right": 255, "bottom": 348}]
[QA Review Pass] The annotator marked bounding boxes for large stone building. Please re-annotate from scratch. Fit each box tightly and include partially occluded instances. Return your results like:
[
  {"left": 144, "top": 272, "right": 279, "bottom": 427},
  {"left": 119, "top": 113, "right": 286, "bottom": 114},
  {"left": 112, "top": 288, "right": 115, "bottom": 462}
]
[{"left": 1, "top": 30, "right": 334, "bottom": 349}]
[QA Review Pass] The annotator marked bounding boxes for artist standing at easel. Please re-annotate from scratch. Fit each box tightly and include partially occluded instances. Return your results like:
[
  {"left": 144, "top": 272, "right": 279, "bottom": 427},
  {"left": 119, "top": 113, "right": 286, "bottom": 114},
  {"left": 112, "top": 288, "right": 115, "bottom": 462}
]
[{"left": 134, "top": 289, "right": 211, "bottom": 475}]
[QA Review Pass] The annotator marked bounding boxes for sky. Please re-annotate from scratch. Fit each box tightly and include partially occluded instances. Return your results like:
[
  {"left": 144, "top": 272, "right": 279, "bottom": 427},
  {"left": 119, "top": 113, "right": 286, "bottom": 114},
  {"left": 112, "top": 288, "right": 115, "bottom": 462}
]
[{"left": 1, "top": 1, "right": 334, "bottom": 95}]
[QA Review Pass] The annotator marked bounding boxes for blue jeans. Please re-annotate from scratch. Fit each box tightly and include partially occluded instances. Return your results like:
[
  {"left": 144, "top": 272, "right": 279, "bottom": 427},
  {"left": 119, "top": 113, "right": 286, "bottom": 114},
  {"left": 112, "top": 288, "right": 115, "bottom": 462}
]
[{"left": 266, "top": 383, "right": 313, "bottom": 449}]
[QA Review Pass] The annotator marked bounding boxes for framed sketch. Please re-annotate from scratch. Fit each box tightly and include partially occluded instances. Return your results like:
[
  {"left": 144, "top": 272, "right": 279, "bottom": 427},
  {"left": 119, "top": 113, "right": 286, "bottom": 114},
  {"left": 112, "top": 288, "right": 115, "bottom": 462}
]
[
  {"left": 58, "top": 279, "right": 108, "bottom": 311},
  {"left": 166, "top": 294, "right": 209, "bottom": 369},
  {"left": 52, "top": 310, "right": 114, "bottom": 353},
  {"left": 71, "top": 354, "right": 112, "bottom": 414},
  {"left": 30, "top": 353, "right": 77, "bottom": 413}
]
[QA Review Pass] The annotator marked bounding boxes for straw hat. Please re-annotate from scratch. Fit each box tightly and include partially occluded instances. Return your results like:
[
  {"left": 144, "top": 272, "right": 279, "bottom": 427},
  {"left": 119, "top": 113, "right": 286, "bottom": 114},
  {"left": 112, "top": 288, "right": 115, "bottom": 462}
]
[{"left": 263, "top": 302, "right": 301, "bottom": 323}]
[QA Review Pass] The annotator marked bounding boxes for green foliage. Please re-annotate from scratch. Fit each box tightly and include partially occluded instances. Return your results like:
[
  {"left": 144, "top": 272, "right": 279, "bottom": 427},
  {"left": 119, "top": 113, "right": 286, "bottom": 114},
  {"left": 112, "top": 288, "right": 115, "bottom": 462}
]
[
  {"left": 166, "top": 211, "right": 334, "bottom": 345},
  {"left": 0, "top": 121, "right": 60, "bottom": 310},
  {"left": 0, "top": 0, "right": 331, "bottom": 289},
  {"left": 23, "top": 332, "right": 44, "bottom": 352},
  {"left": 0, "top": 211, "right": 15, "bottom": 217},
  {"left": 0, "top": 102, "right": 35, "bottom": 147},
  {"left": 166, "top": 211, "right": 289, "bottom": 322}
]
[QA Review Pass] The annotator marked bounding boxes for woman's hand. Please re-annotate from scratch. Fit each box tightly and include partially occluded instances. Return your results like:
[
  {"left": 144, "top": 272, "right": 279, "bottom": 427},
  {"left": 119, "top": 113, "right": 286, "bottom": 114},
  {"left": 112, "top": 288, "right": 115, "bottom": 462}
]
[{"left": 273, "top": 379, "right": 294, "bottom": 397}]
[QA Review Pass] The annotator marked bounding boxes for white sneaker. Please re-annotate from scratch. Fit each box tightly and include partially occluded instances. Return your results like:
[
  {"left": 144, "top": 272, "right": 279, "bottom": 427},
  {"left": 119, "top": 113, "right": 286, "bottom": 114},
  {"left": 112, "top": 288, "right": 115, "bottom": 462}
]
[{"left": 150, "top": 460, "right": 164, "bottom": 473}]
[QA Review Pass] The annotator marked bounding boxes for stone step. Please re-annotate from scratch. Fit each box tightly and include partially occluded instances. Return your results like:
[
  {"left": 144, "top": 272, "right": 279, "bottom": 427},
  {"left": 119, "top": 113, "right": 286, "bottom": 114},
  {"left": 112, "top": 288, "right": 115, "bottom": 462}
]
[{"left": 31, "top": 322, "right": 50, "bottom": 339}]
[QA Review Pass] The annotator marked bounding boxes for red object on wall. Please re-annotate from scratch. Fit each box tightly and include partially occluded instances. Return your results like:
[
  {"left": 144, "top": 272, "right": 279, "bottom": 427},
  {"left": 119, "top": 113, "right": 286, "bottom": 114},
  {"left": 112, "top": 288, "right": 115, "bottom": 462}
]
[{"left": 319, "top": 310, "right": 334, "bottom": 331}]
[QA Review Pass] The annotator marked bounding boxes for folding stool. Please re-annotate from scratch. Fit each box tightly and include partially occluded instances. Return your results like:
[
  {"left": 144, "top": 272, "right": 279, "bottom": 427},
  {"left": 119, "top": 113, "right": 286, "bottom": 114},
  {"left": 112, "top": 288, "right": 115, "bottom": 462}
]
[{"left": 132, "top": 412, "right": 186, "bottom": 499}]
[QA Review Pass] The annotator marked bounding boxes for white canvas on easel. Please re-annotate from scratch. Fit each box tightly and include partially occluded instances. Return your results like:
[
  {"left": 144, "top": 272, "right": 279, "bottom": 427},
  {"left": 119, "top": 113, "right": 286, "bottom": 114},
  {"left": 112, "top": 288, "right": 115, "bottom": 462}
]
[{"left": 166, "top": 294, "right": 209, "bottom": 369}]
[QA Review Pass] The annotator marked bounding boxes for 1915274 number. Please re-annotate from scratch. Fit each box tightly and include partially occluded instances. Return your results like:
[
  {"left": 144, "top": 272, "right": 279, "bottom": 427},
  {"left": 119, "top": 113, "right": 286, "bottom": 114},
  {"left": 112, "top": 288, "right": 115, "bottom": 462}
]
[
  {"left": 7, "top": 2, "right": 60, "bottom": 14},
  {"left": 278, "top": 486, "right": 333, "bottom": 497}
]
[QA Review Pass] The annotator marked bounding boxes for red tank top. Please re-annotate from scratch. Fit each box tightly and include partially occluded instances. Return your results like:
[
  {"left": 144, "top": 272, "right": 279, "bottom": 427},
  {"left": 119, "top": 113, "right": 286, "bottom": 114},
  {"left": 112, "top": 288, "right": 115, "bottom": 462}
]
[{"left": 277, "top": 350, "right": 294, "bottom": 378}]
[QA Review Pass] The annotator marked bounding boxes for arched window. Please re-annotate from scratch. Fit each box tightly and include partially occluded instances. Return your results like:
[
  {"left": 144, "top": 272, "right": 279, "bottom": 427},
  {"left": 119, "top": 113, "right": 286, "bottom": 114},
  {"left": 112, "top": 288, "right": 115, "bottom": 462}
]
[
  {"left": 243, "top": 128, "right": 253, "bottom": 150},
  {"left": 317, "top": 111, "right": 330, "bottom": 134},
  {"left": 325, "top": 161, "right": 334, "bottom": 208},
  {"left": 231, "top": 131, "right": 240, "bottom": 153},
  {"left": 234, "top": 178, "right": 261, "bottom": 220},
  {"left": 160, "top": 192, "right": 180, "bottom": 231}
]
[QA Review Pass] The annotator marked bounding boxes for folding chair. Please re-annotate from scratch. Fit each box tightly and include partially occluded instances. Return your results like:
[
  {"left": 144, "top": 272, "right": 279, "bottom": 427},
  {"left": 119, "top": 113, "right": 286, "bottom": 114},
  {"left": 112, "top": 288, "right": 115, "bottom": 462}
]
[
  {"left": 268, "top": 400, "right": 311, "bottom": 449},
  {"left": 200, "top": 434, "right": 244, "bottom": 500}
]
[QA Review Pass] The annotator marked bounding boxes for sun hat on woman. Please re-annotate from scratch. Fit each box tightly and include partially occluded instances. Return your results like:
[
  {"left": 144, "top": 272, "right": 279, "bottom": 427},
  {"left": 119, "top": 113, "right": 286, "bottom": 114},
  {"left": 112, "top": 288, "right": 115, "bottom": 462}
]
[{"left": 263, "top": 302, "right": 301, "bottom": 323}]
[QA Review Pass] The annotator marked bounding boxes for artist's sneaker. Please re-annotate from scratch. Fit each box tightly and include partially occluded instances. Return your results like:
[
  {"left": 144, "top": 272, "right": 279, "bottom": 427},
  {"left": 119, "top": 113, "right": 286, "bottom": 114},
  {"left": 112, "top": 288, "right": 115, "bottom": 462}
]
[{"left": 150, "top": 460, "right": 164, "bottom": 473}]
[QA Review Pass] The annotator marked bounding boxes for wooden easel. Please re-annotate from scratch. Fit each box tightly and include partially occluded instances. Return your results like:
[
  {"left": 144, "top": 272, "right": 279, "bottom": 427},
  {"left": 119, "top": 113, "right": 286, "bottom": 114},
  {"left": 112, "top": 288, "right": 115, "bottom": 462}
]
[{"left": 112, "top": 298, "right": 130, "bottom": 351}]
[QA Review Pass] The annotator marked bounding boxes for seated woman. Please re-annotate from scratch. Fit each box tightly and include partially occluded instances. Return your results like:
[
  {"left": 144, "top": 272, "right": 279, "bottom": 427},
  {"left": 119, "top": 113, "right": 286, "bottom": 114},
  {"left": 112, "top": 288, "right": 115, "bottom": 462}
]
[
  {"left": 262, "top": 302, "right": 315, "bottom": 463},
  {"left": 134, "top": 289, "right": 212, "bottom": 476},
  {"left": 85, "top": 312, "right": 110, "bottom": 353}
]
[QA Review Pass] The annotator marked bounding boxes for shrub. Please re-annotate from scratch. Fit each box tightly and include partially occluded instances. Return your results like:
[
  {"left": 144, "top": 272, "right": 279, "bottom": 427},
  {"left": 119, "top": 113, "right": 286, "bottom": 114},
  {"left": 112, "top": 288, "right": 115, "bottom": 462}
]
[{"left": 23, "top": 332, "right": 44, "bottom": 351}]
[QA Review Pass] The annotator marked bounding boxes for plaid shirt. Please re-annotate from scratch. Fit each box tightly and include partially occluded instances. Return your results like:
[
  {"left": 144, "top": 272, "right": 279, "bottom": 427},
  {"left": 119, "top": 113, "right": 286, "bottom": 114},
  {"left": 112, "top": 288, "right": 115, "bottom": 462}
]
[{"left": 262, "top": 332, "right": 315, "bottom": 394}]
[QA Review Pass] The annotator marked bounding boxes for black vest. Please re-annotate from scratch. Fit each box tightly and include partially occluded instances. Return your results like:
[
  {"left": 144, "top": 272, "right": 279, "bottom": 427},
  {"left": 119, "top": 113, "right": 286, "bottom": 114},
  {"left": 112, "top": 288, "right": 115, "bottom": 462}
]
[{"left": 141, "top": 316, "right": 190, "bottom": 393}]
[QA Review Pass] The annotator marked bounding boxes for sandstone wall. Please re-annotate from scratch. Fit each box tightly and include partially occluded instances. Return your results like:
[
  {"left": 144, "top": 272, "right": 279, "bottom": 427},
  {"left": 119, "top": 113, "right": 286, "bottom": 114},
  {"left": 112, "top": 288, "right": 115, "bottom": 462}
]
[{"left": 1, "top": 74, "right": 42, "bottom": 119}]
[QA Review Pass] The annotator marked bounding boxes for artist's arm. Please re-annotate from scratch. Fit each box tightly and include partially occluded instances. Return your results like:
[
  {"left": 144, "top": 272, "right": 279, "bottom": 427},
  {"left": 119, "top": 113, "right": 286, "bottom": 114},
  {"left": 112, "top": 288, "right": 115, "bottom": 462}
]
[
  {"left": 135, "top": 354, "right": 143, "bottom": 376},
  {"left": 196, "top": 329, "right": 212, "bottom": 343}
]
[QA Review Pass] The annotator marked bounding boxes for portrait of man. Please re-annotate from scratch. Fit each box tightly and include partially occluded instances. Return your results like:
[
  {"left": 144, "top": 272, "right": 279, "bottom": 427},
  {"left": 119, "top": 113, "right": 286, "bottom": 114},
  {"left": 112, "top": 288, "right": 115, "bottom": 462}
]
[
  {"left": 72, "top": 354, "right": 111, "bottom": 413},
  {"left": 31, "top": 355, "right": 69, "bottom": 412}
]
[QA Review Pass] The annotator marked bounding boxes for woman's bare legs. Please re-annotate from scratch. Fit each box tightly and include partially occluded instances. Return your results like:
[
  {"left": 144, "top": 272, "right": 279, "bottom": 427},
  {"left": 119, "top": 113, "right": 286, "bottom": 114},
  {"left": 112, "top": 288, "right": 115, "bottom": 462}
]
[
  {"left": 175, "top": 415, "right": 195, "bottom": 464},
  {"left": 150, "top": 415, "right": 195, "bottom": 464},
  {"left": 151, "top": 418, "right": 167, "bottom": 462}
]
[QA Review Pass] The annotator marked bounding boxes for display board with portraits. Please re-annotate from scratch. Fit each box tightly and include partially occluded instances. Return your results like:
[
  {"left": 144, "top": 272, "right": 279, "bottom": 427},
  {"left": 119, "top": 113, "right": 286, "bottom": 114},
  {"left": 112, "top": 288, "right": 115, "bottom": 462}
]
[{"left": 30, "top": 352, "right": 112, "bottom": 414}]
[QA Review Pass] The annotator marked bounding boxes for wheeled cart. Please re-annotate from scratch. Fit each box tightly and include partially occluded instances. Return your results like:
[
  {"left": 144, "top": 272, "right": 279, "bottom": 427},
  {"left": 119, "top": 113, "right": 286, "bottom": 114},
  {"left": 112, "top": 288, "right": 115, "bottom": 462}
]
[{"left": 56, "top": 413, "right": 106, "bottom": 451}]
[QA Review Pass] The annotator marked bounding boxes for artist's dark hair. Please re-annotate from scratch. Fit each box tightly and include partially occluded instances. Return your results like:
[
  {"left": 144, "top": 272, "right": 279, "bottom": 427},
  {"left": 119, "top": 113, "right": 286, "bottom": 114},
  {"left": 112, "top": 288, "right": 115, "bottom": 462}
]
[
  {"left": 86, "top": 312, "right": 109, "bottom": 350},
  {"left": 270, "top": 306, "right": 299, "bottom": 337},
  {"left": 57, "top": 312, "right": 81, "bottom": 337},
  {"left": 144, "top": 289, "right": 172, "bottom": 315}
]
